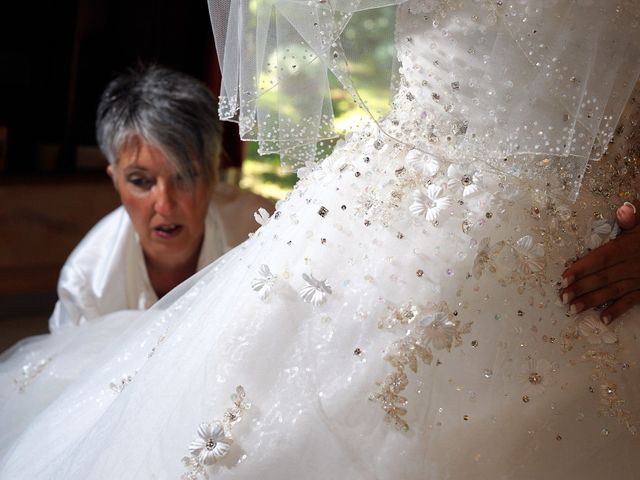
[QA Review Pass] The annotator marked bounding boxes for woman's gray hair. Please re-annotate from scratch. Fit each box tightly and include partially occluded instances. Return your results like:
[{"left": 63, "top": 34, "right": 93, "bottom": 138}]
[{"left": 96, "top": 65, "right": 222, "bottom": 187}]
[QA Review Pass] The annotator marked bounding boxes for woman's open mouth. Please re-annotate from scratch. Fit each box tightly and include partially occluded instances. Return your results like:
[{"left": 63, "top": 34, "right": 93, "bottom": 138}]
[{"left": 153, "top": 223, "right": 183, "bottom": 239}]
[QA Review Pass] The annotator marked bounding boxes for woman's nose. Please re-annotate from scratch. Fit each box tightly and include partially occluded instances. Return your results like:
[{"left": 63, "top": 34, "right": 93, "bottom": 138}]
[{"left": 153, "top": 181, "right": 175, "bottom": 216}]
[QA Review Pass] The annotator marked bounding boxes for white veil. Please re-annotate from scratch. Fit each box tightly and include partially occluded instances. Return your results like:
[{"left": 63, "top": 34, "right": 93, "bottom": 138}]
[
  {"left": 208, "top": 0, "right": 640, "bottom": 200},
  {"left": 207, "top": 0, "right": 404, "bottom": 165}
]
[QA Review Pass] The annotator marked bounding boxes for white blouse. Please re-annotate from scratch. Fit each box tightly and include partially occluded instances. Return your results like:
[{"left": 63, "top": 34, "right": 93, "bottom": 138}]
[{"left": 48, "top": 202, "right": 229, "bottom": 330}]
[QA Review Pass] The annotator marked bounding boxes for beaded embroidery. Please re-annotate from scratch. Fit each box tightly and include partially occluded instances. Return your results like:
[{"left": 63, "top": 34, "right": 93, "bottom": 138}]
[{"left": 181, "top": 386, "right": 251, "bottom": 479}]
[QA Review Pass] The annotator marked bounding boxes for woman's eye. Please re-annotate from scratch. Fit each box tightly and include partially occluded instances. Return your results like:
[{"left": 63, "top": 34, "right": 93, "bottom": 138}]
[{"left": 127, "top": 175, "right": 153, "bottom": 189}]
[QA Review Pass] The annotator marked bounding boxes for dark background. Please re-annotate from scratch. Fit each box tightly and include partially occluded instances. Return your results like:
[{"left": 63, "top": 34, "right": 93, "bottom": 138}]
[
  {"left": 0, "top": 0, "right": 241, "bottom": 350},
  {"left": 0, "top": 0, "right": 239, "bottom": 175}
]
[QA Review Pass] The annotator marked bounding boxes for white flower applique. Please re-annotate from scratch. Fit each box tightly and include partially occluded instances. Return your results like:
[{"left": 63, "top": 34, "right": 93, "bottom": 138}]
[
  {"left": 512, "top": 235, "right": 545, "bottom": 274},
  {"left": 295, "top": 160, "right": 317, "bottom": 181},
  {"left": 409, "top": 184, "right": 452, "bottom": 223},
  {"left": 300, "top": 273, "right": 332, "bottom": 306},
  {"left": 182, "top": 386, "right": 251, "bottom": 480},
  {"left": 251, "top": 264, "right": 277, "bottom": 301},
  {"left": 446, "top": 164, "right": 482, "bottom": 198},
  {"left": 585, "top": 218, "right": 614, "bottom": 250},
  {"left": 405, "top": 149, "right": 439, "bottom": 176},
  {"left": 253, "top": 208, "right": 271, "bottom": 226},
  {"left": 420, "top": 312, "right": 458, "bottom": 351},
  {"left": 188, "top": 423, "right": 232, "bottom": 467},
  {"left": 577, "top": 314, "right": 618, "bottom": 345}
]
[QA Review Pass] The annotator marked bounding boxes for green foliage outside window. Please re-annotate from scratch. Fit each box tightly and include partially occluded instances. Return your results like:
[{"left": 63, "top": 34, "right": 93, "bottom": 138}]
[{"left": 241, "top": 6, "right": 396, "bottom": 201}]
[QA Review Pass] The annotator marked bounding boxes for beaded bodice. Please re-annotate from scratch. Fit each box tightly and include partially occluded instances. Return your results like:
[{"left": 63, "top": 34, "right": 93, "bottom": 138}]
[{"left": 389, "top": 0, "right": 640, "bottom": 203}]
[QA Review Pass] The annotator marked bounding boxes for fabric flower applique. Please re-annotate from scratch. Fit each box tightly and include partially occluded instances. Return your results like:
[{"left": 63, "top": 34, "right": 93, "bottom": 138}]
[
  {"left": 295, "top": 160, "right": 318, "bottom": 181},
  {"left": 511, "top": 235, "right": 545, "bottom": 274},
  {"left": 405, "top": 149, "right": 439, "bottom": 176},
  {"left": 577, "top": 314, "right": 618, "bottom": 345},
  {"left": 188, "top": 422, "right": 232, "bottom": 467},
  {"left": 420, "top": 312, "right": 458, "bottom": 351},
  {"left": 585, "top": 217, "right": 615, "bottom": 250},
  {"left": 251, "top": 264, "right": 277, "bottom": 300},
  {"left": 446, "top": 164, "right": 482, "bottom": 198},
  {"left": 253, "top": 208, "right": 271, "bottom": 226},
  {"left": 182, "top": 386, "right": 251, "bottom": 480},
  {"left": 409, "top": 184, "right": 452, "bottom": 222},
  {"left": 300, "top": 273, "right": 332, "bottom": 306}
]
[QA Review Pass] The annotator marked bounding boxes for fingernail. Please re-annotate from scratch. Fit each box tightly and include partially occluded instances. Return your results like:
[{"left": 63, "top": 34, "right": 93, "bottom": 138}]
[
  {"left": 561, "top": 275, "right": 575, "bottom": 288},
  {"left": 562, "top": 292, "right": 574, "bottom": 305},
  {"left": 602, "top": 315, "right": 611, "bottom": 325},
  {"left": 570, "top": 303, "right": 583, "bottom": 315},
  {"left": 624, "top": 201, "right": 637, "bottom": 214}
]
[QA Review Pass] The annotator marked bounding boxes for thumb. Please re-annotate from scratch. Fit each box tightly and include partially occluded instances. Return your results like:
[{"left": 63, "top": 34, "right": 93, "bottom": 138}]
[{"left": 616, "top": 200, "right": 640, "bottom": 230}]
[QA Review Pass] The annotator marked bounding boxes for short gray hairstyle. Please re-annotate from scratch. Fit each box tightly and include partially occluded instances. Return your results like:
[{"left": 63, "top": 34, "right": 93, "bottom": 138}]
[{"left": 96, "top": 65, "right": 222, "bottom": 187}]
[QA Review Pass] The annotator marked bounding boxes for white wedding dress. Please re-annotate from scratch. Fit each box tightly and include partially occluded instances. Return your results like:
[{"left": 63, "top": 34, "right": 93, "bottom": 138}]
[{"left": 2, "top": 1, "right": 640, "bottom": 479}]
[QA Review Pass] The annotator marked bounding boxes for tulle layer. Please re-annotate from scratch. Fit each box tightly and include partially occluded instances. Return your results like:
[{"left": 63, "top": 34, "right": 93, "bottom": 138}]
[{"left": 1, "top": 119, "right": 639, "bottom": 478}]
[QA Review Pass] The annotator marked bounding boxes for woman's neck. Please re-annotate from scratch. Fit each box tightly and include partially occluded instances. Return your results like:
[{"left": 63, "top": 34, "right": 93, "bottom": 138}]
[{"left": 144, "top": 239, "right": 203, "bottom": 299}]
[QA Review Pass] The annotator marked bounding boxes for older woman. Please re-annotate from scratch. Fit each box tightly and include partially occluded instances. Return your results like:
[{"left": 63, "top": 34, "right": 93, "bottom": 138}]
[{"left": 49, "top": 66, "right": 272, "bottom": 330}]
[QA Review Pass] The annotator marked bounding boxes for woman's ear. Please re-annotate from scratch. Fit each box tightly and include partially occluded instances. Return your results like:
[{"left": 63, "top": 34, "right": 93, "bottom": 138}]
[{"left": 106, "top": 165, "right": 118, "bottom": 190}]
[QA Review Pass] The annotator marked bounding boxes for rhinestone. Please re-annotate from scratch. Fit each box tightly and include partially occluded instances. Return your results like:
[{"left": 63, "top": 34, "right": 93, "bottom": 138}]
[
  {"left": 318, "top": 206, "right": 329, "bottom": 217},
  {"left": 528, "top": 372, "right": 542, "bottom": 385}
]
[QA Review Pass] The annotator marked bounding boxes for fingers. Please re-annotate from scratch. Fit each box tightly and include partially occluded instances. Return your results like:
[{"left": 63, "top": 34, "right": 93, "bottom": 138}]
[
  {"left": 561, "top": 261, "right": 639, "bottom": 305},
  {"left": 616, "top": 200, "right": 640, "bottom": 230},
  {"left": 601, "top": 290, "right": 640, "bottom": 325},
  {"left": 562, "top": 231, "right": 640, "bottom": 285},
  {"left": 565, "top": 278, "right": 640, "bottom": 315}
]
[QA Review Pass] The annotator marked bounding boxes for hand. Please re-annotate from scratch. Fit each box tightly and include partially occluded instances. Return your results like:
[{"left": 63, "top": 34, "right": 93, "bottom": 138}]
[{"left": 561, "top": 201, "right": 640, "bottom": 325}]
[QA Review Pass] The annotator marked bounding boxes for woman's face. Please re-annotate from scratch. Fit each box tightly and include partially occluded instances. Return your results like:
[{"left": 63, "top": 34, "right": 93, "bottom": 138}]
[{"left": 108, "top": 140, "right": 210, "bottom": 268}]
